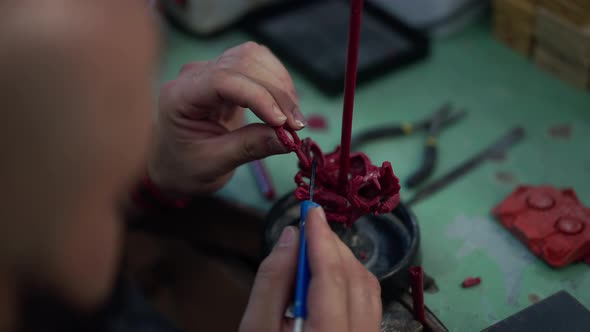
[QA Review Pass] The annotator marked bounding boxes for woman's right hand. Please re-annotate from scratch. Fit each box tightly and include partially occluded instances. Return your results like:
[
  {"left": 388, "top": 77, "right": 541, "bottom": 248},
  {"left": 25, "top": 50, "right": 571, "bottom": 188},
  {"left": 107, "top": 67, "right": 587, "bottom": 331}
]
[{"left": 239, "top": 207, "right": 382, "bottom": 332}]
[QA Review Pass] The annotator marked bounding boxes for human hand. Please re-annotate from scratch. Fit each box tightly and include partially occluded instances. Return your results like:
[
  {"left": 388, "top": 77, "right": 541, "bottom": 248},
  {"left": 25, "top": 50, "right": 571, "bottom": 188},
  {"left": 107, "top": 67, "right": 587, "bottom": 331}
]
[
  {"left": 239, "top": 207, "right": 382, "bottom": 332},
  {"left": 149, "top": 42, "right": 304, "bottom": 195}
]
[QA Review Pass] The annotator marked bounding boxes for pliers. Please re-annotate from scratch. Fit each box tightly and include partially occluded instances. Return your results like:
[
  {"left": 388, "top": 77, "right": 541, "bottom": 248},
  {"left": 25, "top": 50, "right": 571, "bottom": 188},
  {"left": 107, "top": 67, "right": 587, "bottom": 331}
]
[{"left": 351, "top": 103, "right": 466, "bottom": 188}]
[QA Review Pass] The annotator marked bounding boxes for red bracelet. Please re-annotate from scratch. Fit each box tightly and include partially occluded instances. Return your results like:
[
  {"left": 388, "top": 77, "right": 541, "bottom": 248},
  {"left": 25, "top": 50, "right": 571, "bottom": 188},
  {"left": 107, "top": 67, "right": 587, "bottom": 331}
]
[{"left": 131, "top": 173, "right": 189, "bottom": 211}]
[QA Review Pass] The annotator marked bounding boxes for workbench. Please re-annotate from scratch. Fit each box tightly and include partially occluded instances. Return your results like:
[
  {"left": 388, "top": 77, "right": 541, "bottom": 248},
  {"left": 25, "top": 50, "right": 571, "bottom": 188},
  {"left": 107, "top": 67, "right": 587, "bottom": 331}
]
[{"left": 159, "top": 18, "right": 590, "bottom": 331}]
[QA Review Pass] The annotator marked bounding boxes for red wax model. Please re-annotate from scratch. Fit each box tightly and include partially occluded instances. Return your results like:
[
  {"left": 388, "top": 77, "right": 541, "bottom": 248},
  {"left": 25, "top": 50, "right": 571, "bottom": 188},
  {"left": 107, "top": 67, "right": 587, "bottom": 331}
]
[
  {"left": 276, "top": 125, "right": 400, "bottom": 226},
  {"left": 492, "top": 185, "right": 590, "bottom": 268}
]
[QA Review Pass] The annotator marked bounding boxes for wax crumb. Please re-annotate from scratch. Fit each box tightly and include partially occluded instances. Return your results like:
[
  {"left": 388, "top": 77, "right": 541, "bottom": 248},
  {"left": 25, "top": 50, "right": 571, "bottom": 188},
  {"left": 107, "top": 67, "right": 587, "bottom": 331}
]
[
  {"left": 548, "top": 123, "right": 572, "bottom": 140},
  {"left": 528, "top": 293, "right": 541, "bottom": 303},
  {"left": 461, "top": 277, "right": 481, "bottom": 288},
  {"left": 359, "top": 250, "right": 367, "bottom": 260}
]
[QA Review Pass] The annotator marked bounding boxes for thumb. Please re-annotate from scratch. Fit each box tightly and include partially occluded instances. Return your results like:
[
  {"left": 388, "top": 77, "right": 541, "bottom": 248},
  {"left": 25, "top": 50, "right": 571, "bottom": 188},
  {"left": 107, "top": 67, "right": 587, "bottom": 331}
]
[
  {"left": 206, "top": 123, "right": 292, "bottom": 174},
  {"left": 239, "top": 226, "right": 299, "bottom": 332}
]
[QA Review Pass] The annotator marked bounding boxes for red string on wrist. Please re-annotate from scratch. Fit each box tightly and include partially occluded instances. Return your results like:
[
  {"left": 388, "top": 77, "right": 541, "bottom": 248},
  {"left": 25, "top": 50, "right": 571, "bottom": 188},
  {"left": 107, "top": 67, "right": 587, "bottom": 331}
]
[{"left": 131, "top": 172, "right": 189, "bottom": 211}]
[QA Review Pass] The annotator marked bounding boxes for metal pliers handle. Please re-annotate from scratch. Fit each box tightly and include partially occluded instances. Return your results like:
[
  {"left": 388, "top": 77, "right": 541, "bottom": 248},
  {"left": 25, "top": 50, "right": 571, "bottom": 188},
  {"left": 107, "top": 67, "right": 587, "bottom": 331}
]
[{"left": 350, "top": 103, "right": 466, "bottom": 188}]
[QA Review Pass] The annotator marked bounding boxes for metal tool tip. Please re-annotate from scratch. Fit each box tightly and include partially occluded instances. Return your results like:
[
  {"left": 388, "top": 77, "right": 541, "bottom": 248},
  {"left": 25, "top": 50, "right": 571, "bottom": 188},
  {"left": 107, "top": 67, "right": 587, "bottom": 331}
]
[
  {"left": 310, "top": 158, "right": 317, "bottom": 201},
  {"left": 294, "top": 318, "right": 303, "bottom": 332}
]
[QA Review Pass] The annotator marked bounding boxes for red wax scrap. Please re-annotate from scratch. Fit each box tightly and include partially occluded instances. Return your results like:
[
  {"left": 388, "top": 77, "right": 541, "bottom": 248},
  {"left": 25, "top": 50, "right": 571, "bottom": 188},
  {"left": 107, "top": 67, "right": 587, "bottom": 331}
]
[
  {"left": 492, "top": 185, "right": 590, "bottom": 268},
  {"left": 306, "top": 114, "right": 328, "bottom": 130},
  {"left": 461, "top": 277, "right": 481, "bottom": 288},
  {"left": 275, "top": 125, "right": 400, "bottom": 226}
]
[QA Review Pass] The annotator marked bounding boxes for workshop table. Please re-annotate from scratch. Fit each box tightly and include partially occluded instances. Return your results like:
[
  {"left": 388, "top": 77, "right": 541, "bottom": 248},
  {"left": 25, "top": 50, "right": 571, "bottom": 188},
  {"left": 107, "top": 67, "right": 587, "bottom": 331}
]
[{"left": 159, "top": 18, "right": 590, "bottom": 332}]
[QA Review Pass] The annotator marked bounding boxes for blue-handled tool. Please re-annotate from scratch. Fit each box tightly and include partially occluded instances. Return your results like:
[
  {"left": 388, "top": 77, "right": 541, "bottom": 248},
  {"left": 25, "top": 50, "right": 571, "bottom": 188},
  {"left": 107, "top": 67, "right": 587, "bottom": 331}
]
[{"left": 294, "top": 159, "right": 319, "bottom": 332}]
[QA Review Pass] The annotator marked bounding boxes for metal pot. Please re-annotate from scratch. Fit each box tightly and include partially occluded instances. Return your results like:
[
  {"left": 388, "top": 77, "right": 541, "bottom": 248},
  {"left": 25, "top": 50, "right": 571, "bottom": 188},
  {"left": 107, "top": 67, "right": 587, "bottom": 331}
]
[{"left": 264, "top": 192, "right": 421, "bottom": 300}]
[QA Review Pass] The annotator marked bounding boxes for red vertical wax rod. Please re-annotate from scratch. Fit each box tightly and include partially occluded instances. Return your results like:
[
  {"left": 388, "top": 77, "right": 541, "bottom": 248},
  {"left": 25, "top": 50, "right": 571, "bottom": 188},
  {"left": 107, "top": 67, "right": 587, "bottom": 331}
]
[
  {"left": 410, "top": 266, "right": 426, "bottom": 325},
  {"left": 338, "top": 0, "right": 364, "bottom": 191}
]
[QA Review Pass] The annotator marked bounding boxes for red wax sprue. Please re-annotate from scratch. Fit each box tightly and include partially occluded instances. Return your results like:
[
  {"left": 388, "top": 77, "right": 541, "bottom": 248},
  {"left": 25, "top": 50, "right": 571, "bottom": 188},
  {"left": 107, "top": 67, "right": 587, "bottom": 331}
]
[
  {"left": 410, "top": 266, "right": 426, "bottom": 324},
  {"left": 275, "top": 0, "right": 400, "bottom": 226}
]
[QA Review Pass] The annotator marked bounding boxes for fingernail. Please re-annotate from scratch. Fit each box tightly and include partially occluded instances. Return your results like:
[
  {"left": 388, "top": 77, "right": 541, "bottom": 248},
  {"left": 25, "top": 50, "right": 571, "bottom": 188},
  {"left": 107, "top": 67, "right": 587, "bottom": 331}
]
[
  {"left": 308, "top": 206, "right": 326, "bottom": 224},
  {"left": 295, "top": 120, "right": 306, "bottom": 129},
  {"left": 271, "top": 136, "right": 291, "bottom": 153},
  {"left": 274, "top": 105, "right": 287, "bottom": 123},
  {"left": 292, "top": 107, "right": 306, "bottom": 129},
  {"left": 285, "top": 130, "right": 295, "bottom": 143},
  {"left": 277, "top": 226, "right": 296, "bottom": 247}
]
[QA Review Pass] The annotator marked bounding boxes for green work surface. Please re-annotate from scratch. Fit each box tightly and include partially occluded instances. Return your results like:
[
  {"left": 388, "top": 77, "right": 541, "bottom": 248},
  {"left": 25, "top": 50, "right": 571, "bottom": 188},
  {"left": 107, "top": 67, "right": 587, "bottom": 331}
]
[{"left": 159, "top": 18, "right": 590, "bottom": 332}]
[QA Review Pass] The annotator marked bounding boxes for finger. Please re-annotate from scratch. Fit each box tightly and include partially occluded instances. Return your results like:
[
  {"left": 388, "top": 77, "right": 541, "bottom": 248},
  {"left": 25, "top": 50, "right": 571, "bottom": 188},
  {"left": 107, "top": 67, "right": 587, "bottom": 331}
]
[
  {"left": 210, "top": 69, "right": 290, "bottom": 127},
  {"left": 349, "top": 269, "right": 382, "bottom": 332},
  {"left": 176, "top": 57, "right": 303, "bottom": 130},
  {"left": 304, "top": 208, "right": 349, "bottom": 332},
  {"left": 240, "top": 226, "right": 299, "bottom": 332},
  {"left": 254, "top": 77, "right": 305, "bottom": 130},
  {"left": 222, "top": 42, "right": 297, "bottom": 102},
  {"left": 177, "top": 61, "right": 208, "bottom": 75},
  {"left": 253, "top": 45, "right": 299, "bottom": 100},
  {"left": 335, "top": 238, "right": 382, "bottom": 331},
  {"left": 281, "top": 318, "right": 295, "bottom": 332},
  {"left": 219, "top": 42, "right": 305, "bottom": 129},
  {"left": 199, "top": 123, "right": 291, "bottom": 176},
  {"left": 164, "top": 69, "right": 289, "bottom": 127}
]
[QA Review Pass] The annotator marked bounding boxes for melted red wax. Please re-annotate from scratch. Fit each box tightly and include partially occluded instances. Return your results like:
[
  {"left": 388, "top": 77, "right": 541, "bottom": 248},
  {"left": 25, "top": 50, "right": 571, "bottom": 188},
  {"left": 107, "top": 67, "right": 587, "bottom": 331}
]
[{"left": 275, "top": 125, "right": 401, "bottom": 226}]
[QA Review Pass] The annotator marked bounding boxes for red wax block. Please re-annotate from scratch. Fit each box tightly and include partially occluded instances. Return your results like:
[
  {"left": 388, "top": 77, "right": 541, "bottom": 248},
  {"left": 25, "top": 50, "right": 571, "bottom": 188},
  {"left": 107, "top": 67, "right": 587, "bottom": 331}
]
[
  {"left": 461, "top": 277, "right": 481, "bottom": 288},
  {"left": 492, "top": 185, "right": 590, "bottom": 268},
  {"left": 275, "top": 125, "right": 400, "bottom": 226}
]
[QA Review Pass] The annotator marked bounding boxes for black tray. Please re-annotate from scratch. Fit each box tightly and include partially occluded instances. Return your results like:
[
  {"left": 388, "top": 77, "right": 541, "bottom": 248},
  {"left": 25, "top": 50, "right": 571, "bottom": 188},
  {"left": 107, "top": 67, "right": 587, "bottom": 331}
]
[{"left": 242, "top": 0, "right": 430, "bottom": 96}]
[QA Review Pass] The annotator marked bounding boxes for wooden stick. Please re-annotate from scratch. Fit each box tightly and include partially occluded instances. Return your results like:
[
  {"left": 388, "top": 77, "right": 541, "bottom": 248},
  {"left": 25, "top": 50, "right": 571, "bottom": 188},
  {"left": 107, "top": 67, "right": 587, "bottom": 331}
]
[{"left": 338, "top": 0, "right": 364, "bottom": 191}]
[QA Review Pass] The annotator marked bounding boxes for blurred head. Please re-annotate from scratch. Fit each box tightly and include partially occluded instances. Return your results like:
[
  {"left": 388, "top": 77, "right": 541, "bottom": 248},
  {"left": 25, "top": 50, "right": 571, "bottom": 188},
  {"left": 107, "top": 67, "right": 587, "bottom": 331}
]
[{"left": 0, "top": 0, "right": 158, "bottom": 310}]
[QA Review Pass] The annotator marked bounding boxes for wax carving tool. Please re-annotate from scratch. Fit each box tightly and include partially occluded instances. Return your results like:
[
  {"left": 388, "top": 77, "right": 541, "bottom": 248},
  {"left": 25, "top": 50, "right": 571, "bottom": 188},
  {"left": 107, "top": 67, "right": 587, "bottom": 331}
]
[
  {"left": 293, "top": 159, "right": 320, "bottom": 332},
  {"left": 407, "top": 127, "right": 525, "bottom": 206},
  {"left": 351, "top": 103, "right": 467, "bottom": 188}
]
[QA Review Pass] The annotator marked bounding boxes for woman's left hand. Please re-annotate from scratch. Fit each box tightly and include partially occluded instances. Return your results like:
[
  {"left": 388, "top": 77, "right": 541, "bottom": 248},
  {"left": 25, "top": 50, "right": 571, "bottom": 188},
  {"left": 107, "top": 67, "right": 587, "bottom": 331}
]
[{"left": 149, "top": 41, "right": 304, "bottom": 196}]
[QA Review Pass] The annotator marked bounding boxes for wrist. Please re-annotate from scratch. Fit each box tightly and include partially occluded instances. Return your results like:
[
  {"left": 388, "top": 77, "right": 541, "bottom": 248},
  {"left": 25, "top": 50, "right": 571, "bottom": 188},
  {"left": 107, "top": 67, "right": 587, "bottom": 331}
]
[{"left": 131, "top": 170, "right": 190, "bottom": 213}]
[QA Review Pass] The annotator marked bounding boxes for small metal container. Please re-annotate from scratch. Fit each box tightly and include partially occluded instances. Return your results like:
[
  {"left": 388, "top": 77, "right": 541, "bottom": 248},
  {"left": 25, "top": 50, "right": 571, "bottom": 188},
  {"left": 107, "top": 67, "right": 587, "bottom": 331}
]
[{"left": 264, "top": 192, "right": 421, "bottom": 300}]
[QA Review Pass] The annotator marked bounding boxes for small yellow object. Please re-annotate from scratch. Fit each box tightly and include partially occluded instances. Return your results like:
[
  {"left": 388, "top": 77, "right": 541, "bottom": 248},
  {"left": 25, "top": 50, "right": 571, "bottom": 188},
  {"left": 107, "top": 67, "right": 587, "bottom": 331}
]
[
  {"left": 426, "top": 136, "right": 437, "bottom": 146},
  {"left": 401, "top": 123, "right": 414, "bottom": 135}
]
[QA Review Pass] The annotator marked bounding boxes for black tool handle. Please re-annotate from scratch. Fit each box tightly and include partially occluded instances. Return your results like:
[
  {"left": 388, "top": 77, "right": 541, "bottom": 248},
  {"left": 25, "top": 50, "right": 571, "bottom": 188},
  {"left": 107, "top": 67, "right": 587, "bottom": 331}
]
[
  {"left": 406, "top": 127, "right": 525, "bottom": 206},
  {"left": 351, "top": 124, "right": 412, "bottom": 149},
  {"left": 405, "top": 142, "right": 437, "bottom": 188}
]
